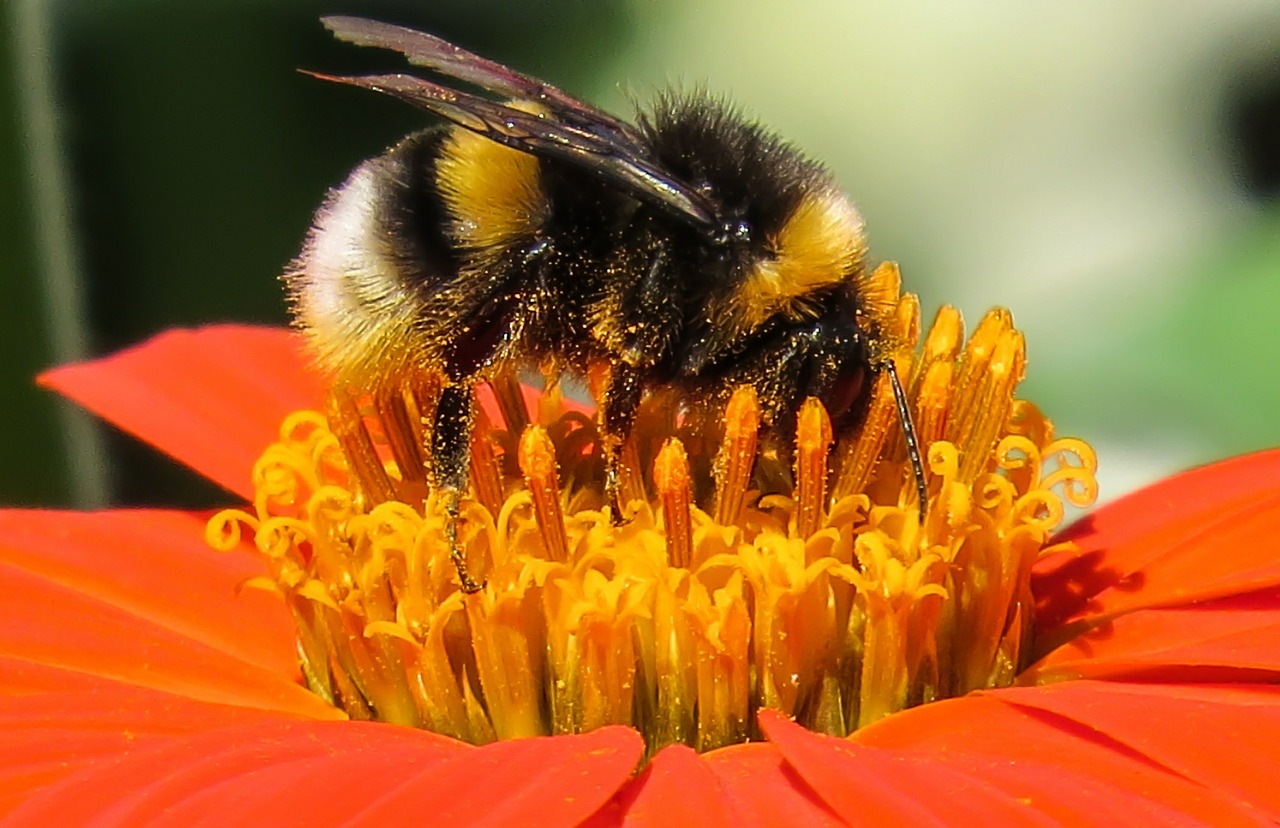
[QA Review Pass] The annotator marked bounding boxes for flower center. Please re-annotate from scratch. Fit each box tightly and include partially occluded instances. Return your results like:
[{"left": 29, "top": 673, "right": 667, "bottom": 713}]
[{"left": 208, "top": 264, "right": 1097, "bottom": 755}]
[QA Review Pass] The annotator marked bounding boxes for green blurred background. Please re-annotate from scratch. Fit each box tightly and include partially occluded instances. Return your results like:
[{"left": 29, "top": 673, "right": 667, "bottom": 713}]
[{"left": 3, "top": 0, "right": 1278, "bottom": 510}]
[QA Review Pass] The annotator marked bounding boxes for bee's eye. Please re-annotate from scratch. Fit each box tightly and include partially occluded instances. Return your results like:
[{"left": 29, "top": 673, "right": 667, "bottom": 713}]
[{"left": 711, "top": 219, "right": 752, "bottom": 247}]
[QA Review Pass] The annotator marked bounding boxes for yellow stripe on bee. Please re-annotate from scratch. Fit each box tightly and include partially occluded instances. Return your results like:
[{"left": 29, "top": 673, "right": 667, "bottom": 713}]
[
  {"left": 437, "top": 124, "right": 550, "bottom": 251},
  {"left": 737, "top": 191, "right": 866, "bottom": 328}
]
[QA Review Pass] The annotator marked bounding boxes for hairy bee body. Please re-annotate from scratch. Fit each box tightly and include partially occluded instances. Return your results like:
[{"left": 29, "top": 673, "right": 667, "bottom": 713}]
[
  {"left": 293, "top": 96, "right": 879, "bottom": 418},
  {"left": 289, "top": 18, "right": 914, "bottom": 590}
]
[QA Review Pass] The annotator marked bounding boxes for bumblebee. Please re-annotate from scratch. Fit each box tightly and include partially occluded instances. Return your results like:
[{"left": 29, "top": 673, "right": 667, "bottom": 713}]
[{"left": 288, "top": 17, "right": 925, "bottom": 591}]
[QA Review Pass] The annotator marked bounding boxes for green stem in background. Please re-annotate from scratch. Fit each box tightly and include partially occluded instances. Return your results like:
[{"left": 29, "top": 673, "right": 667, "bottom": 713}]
[{"left": 8, "top": 0, "right": 108, "bottom": 506}]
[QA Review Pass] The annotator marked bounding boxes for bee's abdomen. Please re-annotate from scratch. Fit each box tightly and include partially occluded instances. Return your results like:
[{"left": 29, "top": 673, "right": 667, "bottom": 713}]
[{"left": 286, "top": 130, "right": 461, "bottom": 388}]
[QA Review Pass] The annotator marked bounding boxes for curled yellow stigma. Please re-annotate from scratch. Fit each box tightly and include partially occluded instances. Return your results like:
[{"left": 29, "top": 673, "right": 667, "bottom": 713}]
[{"left": 208, "top": 263, "right": 1097, "bottom": 754}]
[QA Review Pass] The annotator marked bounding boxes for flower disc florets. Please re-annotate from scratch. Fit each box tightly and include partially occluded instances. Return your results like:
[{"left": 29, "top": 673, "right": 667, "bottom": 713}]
[{"left": 208, "top": 263, "right": 1097, "bottom": 755}]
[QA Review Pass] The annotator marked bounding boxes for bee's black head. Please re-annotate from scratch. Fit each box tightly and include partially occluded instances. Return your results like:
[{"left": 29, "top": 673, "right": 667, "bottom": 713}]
[
  {"left": 639, "top": 92, "right": 829, "bottom": 246},
  {"left": 642, "top": 92, "right": 869, "bottom": 353}
]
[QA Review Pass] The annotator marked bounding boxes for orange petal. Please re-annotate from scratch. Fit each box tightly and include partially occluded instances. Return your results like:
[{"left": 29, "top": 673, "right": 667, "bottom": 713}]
[
  {"left": 581, "top": 744, "right": 734, "bottom": 828},
  {"left": 343, "top": 726, "right": 642, "bottom": 827},
  {"left": 0, "top": 668, "right": 315, "bottom": 814},
  {"left": 1034, "top": 449, "right": 1280, "bottom": 652},
  {"left": 992, "top": 680, "right": 1280, "bottom": 823},
  {"left": 0, "top": 509, "right": 334, "bottom": 718},
  {"left": 701, "top": 742, "right": 845, "bottom": 828},
  {"left": 590, "top": 741, "right": 843, "bottom": 828},
  {"left": 931, "top": 751, "right": 1235, "bottom": 827},
  {"left": 1025, "top": 586, "right": 1280, "bottom": 683},
  {"left": 857, "top": 689, "right": 1270, "bottom": 825},
  {"left": 39, "top": 326, "right": 323, "bottom": 499},
  {"left": 759, "top": 710, "right": 1053, "bottom": 826},
  {"left": 0, "top": 720, "right": 469, "bottom": 825}
]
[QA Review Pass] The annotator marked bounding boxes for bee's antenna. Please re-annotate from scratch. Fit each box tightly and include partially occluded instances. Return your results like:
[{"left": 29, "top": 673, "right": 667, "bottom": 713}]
[{"left": 874, "top": 359, "right": 928, "bottom": 519}]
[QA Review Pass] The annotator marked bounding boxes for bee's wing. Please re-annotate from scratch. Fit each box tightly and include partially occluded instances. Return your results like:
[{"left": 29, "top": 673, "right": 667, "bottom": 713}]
[
  {"left": 321, "top": 17, "right": 647, "bottom": 149},
  {"left": 309, "top": 71, "right": 717, "bottom": 228}
]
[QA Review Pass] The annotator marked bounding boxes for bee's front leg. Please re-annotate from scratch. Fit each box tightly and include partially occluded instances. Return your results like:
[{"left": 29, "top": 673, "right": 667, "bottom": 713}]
[{"left": 599, "top": 361, "right": 642, "bottom": 525}]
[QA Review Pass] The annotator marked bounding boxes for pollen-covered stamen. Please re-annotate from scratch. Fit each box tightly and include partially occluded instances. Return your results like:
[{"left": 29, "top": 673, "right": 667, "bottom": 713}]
[
  {"left": 325, "top": 389, "right": 394, "bottom": 504},
  {"left": 893, "top": 291, "right": 921, "bottom": 351},
  {"left": 832, "top": 368, "right": 896, "bottom": 501},
  {"left": 490, "top": 366, "right": 531, "bottom": 434},
  {"left": 795, "top": 397, "right": 832, "bottom": 537},
  {"left": 713, "top": 386, "right": 759, "bottom": 525},
  {"left": 469, "top": 407, "right": 505, "bottom": 517},
  {"left": 848, "top": 529, "right": 949, "bottom": 728},
  {"left": 913, "top": 307, "right": 964, "bottom": 386},
  {"left": 911, "top": 306, "right": 963, "bottom": 445},
  {"left": 616, "top": 438, "right": 647, "bottom": 512},
  {"left": 913, "top": 361, "right": 953, "bottom": 457},
  {"left": 374, "top": 382, "right": 428, "bottom": 491},
  {"left": 517, "top": 425, "right": 569, "bottom": 562},
  {"left": 947, "top": 309, "right": 1012, "bottom": 447},
  {"left": 653, "top": 438, "right": 694, "bottom": 568},
  {"left": 947, "top": 311, "right": 1026, "bottom": 482},
  {"left": 960, "top": 329, "right": 1025, "bottom": 482}
]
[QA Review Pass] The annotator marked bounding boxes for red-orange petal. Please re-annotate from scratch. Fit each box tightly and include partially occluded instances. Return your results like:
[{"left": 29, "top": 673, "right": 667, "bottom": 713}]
[
  {"left": 760, "top": 710, "right": 1058, "bottom": 826},
  {"left": 581, "top": 744, "right": 734, "bottom": 828},
  {"left": 1024, "top": 586, "right": 1280, "bottom": 683},
  {"left": 0, "top": 508, "right": 333, "bottom": 718},
  {"left": 856, "top": 689, "right": 1271, "bottom": 826},
  {"left": 5, "top": 720, "right": 639, "bottom": 826},
  {"left": 0, "top": 720, "right": 469, "bottom": 826},
  {"left": 932, "top": 751, "right": 1232, "bottom": 827},
  {"left": 344, "top": 726, "right": 641, "bottom": 827},
  {"left": 39, "top": 325, "right": 323, "bottom": 500},
  {"left": 588, "top": 740, "right": 844, "bottom": 828},
  {"left": 0, "top": 668, "right": 316, "bottom": 814},
  {"left": 701, "top": 743, "right": 845, "bottom": 828},
  {"left": 992, "top": 680, "right": 1280, "bottom": 822},
  {"left": 1034, "top": 449, "right": 1280, "bottom": 650}
]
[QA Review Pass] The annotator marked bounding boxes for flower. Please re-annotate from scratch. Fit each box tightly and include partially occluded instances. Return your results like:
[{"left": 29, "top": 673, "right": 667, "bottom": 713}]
[
  {"left": 203, "top": 263, "right": 1095, "bottom": 756},
  {"left": 4, "top": 314, "right": 1279, "bottom": 823}
]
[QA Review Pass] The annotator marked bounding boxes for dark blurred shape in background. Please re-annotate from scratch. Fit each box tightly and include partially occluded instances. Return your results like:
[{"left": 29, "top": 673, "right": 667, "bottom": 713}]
[{"left": 1228, "top": 53, "right": 1280, "bottom": 200}]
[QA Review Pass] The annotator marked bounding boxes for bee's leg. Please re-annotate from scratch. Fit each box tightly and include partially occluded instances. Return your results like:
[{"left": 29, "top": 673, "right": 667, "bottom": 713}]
[
  {"left": 772, "top": 319, "right": 869, "bottom": 480},
  {"left": 600, "top": 361, "right": 643, "bottom": 525},
  {"left": 759, "top": 326, "right": 825, "bottom": 474},
  {"left": 431, "top": 383, "right": 485, "bottom": 593},
  {"left": 617, "top": 243, "right": 678, "bottom": 364}
]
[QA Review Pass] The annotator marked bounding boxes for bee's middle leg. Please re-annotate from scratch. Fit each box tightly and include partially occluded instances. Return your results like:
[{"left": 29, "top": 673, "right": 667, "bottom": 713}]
[{"left": 431, "top": 382, "right": 485, "bottom": 593}]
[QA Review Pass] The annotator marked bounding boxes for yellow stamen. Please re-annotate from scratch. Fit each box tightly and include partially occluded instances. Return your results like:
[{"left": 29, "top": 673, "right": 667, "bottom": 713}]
[
  {"left": 374, "top": 382, "right": 427, "bottom": 491},
  {"left": 517, "top": 425, "right": 568, "bottom": 563},
  {"left": 490, "top": 365, "right": 530, "bottom": 434},
  {"left": 713, "top": 386, "right": 759, "bottom": 526},
  {"left": 616, "top": 438, "right": 647, "bottom": 514},
  {"left": 654, "top": 438, "right": 693, "bottom": 568},
  {"left": 209, "top": 268, "right": 1098, "bottom": 756},
  {"left": 325, "top": 390, "right": 393, "bottom": 505},
  {"left": 469, "top": 405, "right": 505, "bottom": 518},
  {"left": 794, "top": 397, "right": 832, "bottom": 538}
]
